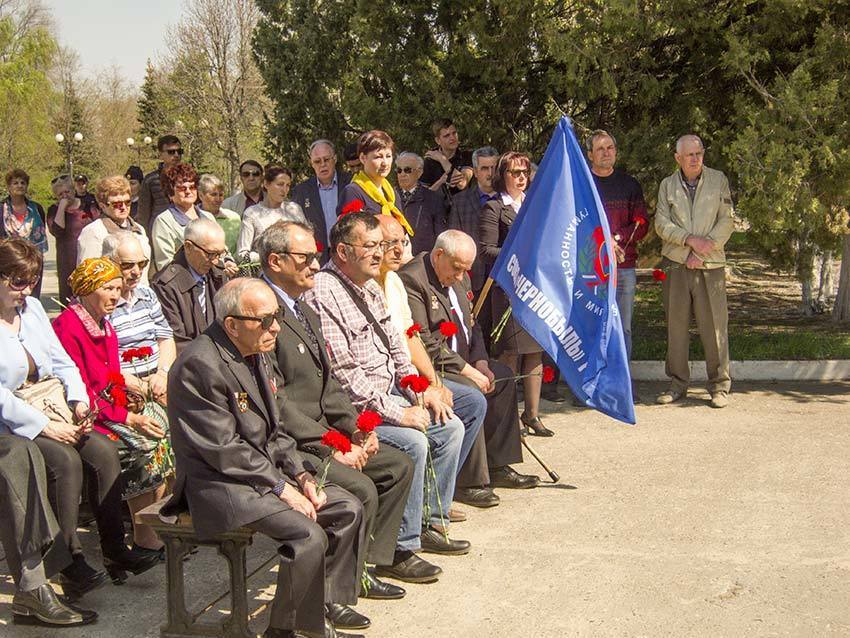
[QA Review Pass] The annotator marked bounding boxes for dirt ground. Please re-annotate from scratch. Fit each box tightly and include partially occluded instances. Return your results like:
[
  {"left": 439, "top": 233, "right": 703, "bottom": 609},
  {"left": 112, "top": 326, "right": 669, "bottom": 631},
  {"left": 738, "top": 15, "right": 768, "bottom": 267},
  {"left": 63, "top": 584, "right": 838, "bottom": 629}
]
[{"left": 2, "top": 381, "right": 848, "bottom": 638}]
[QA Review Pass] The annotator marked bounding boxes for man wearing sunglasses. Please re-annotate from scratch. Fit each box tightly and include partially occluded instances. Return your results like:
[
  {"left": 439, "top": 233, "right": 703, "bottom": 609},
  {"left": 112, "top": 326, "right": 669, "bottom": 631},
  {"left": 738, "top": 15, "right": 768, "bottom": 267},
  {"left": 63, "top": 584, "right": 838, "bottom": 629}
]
[
  {"left": 393, "top": 152, "right": 447, "bottom": 255},
  {"left": 165, "top": 277, "right": 366, "bottom": 638},
  {"left": 291, "top": 139, "right": 353, "bottom": 252},
  {"left": 223, "top": 159, "right": 266, "bottom": 216},
  {"left": 151, "top": 218, "right": 229, "bottom": 353},
  {"left": 137, "top": 134, "right": 184, "bottom": 233}
]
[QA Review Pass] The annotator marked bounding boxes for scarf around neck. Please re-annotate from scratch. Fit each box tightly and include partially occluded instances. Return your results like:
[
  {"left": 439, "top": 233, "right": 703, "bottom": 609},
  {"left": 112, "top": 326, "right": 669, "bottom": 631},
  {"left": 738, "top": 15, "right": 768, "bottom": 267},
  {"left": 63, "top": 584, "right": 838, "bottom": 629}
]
[{"left": 351, "top": 171, "right": 414, "bottom": 236}]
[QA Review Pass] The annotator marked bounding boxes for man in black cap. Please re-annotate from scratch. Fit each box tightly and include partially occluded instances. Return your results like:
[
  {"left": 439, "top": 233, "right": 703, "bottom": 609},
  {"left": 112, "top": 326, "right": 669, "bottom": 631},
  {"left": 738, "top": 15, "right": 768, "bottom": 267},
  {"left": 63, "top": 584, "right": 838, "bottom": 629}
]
[
  {"left": 125, "top": 166, "right": 144, "bottom": 221},
  {"left": 74, "top": 174, "right": 97, "bottom": 212}
]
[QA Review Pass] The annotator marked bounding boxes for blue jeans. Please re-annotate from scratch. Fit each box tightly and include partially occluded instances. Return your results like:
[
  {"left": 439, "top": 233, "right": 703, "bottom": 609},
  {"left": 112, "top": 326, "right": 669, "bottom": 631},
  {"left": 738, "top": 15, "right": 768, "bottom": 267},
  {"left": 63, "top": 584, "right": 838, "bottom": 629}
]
[
  {"left": 441, "top": 378, "right": 486, "bottom": 471},
  {"left": 616, "top": 268, "right": 637, "bottom": 360},
  {"left": 376, "top": 397, "right": 464, "bottom": 551}
]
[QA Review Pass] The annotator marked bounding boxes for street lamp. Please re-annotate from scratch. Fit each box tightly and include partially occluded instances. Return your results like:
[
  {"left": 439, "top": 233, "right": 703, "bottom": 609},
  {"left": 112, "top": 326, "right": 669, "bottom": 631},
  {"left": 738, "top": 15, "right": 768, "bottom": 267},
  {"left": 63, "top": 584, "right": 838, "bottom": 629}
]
[
  {"left": 127, "top": 136, "right": 151, "bottom": 165},
  {"left": 55, "top": 132, "right": 83, "bottom": 174}
]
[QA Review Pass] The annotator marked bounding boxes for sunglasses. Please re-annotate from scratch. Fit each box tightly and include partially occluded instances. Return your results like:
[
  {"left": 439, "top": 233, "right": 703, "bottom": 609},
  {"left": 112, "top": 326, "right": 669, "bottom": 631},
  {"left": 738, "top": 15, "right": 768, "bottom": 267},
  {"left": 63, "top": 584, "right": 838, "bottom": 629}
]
[
  {"left": 2, "top": 275, "right": 40, "bottom": 292},
  {"left": 507, "top": 168, "right": 529, "bottom": 178},
  {"left": 119, "top": 259, "right": 149, "bottom": 271},
  {"left": 396, "top": 167, "right": 417, "bottom": 174},
  {"left": 241, "top": 170, "right": 262, "bottom": 177},
  {"left": 164, "top": 148, "right": 184, "bottom": 156},
  {"left": 174, "top": 182, "right": 197, "bottom": 193},
  {"left": 186, "top": 239, "right": 226, "bottom": 261},
  {"left": 228, "top": 313, "right": 277, "bottom": 330},
  {"left": 108, "top": 199, "right": 132, "bottom": 209}
]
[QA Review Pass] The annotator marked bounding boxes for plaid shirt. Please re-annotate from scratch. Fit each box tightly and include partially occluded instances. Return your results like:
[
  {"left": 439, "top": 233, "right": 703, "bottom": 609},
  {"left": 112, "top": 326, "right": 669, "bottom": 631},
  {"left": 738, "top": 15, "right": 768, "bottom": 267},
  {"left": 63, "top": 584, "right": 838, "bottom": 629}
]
[{"left": 303, "top": 261, "right": 417, "bottom": 425}]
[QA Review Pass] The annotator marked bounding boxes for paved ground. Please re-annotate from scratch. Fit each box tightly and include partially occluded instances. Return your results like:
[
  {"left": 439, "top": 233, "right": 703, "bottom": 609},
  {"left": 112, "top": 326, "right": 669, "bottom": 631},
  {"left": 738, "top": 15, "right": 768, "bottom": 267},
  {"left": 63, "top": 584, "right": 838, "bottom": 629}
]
[{"left": 2, "top": 380, "right": 849, "bottom": 637}]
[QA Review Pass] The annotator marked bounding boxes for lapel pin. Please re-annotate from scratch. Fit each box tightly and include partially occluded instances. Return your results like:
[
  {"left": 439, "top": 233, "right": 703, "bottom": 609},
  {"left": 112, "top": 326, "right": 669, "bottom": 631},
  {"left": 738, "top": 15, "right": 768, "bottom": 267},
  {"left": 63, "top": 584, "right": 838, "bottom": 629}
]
[
  {"left": 297, "top": 343, "right": 306, "bottom": 354},
  {"left": 431, "top": 294, "right": 439, "bottom": 310},
  {"left": 235, "top": 392, "right": 248, "bottom": 413}
]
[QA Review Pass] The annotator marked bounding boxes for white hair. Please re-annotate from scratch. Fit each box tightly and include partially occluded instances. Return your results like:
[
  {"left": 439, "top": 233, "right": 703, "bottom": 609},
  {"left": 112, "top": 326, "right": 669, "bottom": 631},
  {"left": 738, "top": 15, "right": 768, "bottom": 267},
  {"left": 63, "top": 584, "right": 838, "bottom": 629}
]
[
  {"left": 197, "top": 173, "right": 223, "bottom": 195},
  {"left": 184, "top": 218, "right": 224, "bottom": 245},
  {"left": 101, "top": 231, "right": 142, "bottom": 258},
  {"left": 309, "top": 139, "right": 336, "bottom": 155},
  {"left": 676, "top": 134, "right": 704, "bottom": 154},
  {"left": 214, "top": 277, "right": 273, "bottom": 321},
  {"left": 397, "top": 151, "right": 424, "bottom": 169},
  {"left": 433, "top": 229, "right": 476, "bottom": 258}
]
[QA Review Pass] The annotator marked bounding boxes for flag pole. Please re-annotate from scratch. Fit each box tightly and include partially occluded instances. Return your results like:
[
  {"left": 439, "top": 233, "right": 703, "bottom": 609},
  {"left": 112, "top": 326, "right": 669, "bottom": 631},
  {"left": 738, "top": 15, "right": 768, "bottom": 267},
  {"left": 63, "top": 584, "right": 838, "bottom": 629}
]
[{"left": 472, "top": 277, "right": 493, "bottom": 318}]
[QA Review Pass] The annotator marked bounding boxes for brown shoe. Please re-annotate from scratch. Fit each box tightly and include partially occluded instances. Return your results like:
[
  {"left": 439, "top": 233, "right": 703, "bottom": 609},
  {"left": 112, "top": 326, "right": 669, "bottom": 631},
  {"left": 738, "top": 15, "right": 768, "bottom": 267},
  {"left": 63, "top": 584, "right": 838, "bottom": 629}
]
[
  {"left": 448, "top": 508, "right": 467, "bottom": 523},
  {"left": 709, "top": 391, "right": 729, "bottom": 408},
  {"left": 656, "top": 389, "right": 685, "bottom": 405}
]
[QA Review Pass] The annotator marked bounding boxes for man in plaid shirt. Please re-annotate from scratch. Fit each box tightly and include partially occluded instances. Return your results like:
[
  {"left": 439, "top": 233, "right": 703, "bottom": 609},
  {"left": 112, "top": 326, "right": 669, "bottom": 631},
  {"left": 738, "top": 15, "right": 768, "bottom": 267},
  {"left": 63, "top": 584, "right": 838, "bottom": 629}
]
[{"left": 304, "top": 212, "right": 470, "bottom": 585}]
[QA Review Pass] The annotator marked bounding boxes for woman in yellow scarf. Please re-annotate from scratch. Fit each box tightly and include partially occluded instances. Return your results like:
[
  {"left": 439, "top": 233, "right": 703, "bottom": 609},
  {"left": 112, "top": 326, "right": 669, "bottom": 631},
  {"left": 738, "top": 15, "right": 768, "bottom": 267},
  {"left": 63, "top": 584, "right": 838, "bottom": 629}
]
[{"left": 337, "top": 130, "right": 414, "bottom": 238}]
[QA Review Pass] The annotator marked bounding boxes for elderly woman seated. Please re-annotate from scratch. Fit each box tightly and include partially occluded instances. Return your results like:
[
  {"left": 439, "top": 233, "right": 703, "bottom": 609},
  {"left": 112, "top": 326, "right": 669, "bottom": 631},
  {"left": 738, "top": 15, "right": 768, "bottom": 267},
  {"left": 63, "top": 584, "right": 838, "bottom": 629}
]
[
  {"left": 102, "top": 232, "right": 175, "bottom": 406},
  {"left": 0, "top": 239, "right": 159, "bottom": 606},
  {"left": 53, "top": 257, "right": 174, "bottom": 561}
]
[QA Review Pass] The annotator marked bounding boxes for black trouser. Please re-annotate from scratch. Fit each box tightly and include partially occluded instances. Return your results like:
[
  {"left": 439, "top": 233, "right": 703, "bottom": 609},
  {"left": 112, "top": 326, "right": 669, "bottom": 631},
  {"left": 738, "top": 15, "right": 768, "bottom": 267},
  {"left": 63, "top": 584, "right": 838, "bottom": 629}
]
[
  {"left": 303, "top": 443, "right": 414, "bottom": 566},
  {"left": 452, "top": 360, "right": 524, "bottom": 488},
  {"left": 34, "top": 431, "right": 126, "bottom": 556},
  {"left": 247, "top": 485, "right": 364, "bottom": 636},
  {"left": 0, "top": 435, "right": 71, "bottom": 590}
]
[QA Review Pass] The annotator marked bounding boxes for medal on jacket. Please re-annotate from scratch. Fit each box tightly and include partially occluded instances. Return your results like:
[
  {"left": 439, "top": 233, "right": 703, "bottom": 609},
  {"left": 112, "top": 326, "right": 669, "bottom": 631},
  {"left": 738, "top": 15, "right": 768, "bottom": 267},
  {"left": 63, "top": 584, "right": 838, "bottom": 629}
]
[
  {"left": 431, "top": 294, "right": 439, "bottom": 310},
  {"left": 297, "top": 343, "right": 306, "bottom": 354},
  {"left": 235, "top": 392, "right": 248, "bottom": 413},
  {"left": 304, "top": 197, "right": 311, "bottom": 209}
]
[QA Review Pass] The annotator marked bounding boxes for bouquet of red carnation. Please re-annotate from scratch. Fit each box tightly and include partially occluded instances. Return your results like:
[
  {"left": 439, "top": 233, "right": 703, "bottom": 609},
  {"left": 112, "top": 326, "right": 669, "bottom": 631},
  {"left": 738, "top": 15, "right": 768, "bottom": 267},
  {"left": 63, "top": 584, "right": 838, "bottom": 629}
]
[
  {"left": 340, "top": 199, "right": 365, "bottom": 216},
  {"left": 317, "top": 430, "right": 352, "bottom": 492}
]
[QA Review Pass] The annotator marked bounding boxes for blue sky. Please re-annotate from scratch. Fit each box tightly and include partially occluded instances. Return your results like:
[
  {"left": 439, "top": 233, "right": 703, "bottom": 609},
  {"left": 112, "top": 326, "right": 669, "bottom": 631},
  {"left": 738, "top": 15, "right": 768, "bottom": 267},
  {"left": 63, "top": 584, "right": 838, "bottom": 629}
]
[{"left": 46, "top": 0, "right": 184, "bottom": 87}]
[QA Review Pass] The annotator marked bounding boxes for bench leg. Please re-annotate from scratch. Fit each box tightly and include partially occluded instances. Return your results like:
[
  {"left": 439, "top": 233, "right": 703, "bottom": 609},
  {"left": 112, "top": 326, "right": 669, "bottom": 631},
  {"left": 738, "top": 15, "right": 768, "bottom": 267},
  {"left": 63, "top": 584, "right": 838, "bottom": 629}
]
[
  {"left": 160, "top": 534, "right": 196, "bottom": 637},
  {"left": 219, "top": 538, "right": 253, "bottom": 638}
]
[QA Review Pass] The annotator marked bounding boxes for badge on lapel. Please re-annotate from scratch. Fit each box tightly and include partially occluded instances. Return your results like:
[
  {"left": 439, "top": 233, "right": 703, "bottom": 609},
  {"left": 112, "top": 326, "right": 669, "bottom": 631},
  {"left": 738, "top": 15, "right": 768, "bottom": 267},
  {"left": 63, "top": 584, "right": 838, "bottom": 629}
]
[
  {"left": 235, "top": 392, "right": 248, "bottom": 413},
  {"left": 304, "top": 197, "right": 311, "bottom": 209},
  {"left": 297, "top": 343, "right": 306, "bottom": 354},
  {"left": 269, "top": 376, "right": 277, "bottom": 395},
  {"left": 467, "top": 290, "right": 474, "bottom": 301},
  {"left": 431, "top": 294, "right": 439, "bottom": 311}
]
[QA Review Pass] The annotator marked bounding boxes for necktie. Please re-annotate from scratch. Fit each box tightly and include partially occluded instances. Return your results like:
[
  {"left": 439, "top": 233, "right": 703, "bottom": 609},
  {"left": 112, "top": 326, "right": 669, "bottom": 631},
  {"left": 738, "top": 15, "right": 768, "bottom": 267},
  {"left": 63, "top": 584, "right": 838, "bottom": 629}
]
[
  {"left": 293, "top": 300, "right": 320, "bottom": 356},
  {"left": 401, "top": 190, "right": 413, "bottom": 206},
  {"left": 196, "top": 279, "right": 207, "bottom": 317}
]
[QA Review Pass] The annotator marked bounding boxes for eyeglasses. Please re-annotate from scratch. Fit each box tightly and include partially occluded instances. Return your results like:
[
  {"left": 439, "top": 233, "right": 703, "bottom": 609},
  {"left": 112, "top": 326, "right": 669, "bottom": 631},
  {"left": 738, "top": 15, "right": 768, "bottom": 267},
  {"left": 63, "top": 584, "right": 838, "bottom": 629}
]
[
  {"left": 175, "top": 182, "right": 197, "bottom": 193},
  {"left": 2, "top": 275, "right": 40, "bottom": 292},
  {"left": 280, "top": 251, "right": 321, "bottom": 265},
  {"left": 380, "top": 238, "right": 410, "bottom": 251},
  {"left": 164, "top": 148, "right": 184, "bottom": 156},
  {"left": 507, "top": 169, "right": 529, "bottom": 178},
  {"left": 310, "top": 156, "right": 335, "bottom": 166},
  {"left": 342, "top": 242, "right": 384, "bottom": 255},
  {"left": 241, "top": 170, "right": 262, "bottom": 178},
  {"left": 108, "top": 199, "right": 132, "bottom": 209},
  {"left": 227, "top": 313, "right": 277, "bottom": 330},
  {"left": 119, "top": 259, "right": 149, "bottom": 271},
  {"left": 186, "top": 240, "right": 226, "bottom": 261},
  {"left": 395, "top": 167, "right": 417, "bottom": 174}
]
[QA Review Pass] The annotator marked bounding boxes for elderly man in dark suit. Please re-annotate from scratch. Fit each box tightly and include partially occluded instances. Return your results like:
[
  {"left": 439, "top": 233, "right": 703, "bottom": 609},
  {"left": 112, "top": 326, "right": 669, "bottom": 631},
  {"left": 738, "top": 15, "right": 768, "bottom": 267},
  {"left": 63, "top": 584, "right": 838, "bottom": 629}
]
[
  {"left": 151, "top": 218, "right": 229, "bottom": 353},
  {"left": 257, "top": 220, "right": 414, "bottom": 630},
  {"left": 291, "top": 140, "right": 352, "bottom": 252},
  {"left": 394, "top": 152, "right": 448, "bottom": 255},
  {"left": 399, "top": 230, "right": 538, "bottom": 501},
  {"left": 165, "top": 278, "right": 365, "bottom": 638}
]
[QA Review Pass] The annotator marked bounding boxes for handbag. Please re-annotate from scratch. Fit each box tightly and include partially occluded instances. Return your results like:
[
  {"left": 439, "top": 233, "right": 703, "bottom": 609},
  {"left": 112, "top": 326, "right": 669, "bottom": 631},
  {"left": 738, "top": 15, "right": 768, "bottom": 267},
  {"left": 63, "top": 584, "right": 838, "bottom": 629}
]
[{"left": 14, "top": 376, "right": 74, "bottom": 424}]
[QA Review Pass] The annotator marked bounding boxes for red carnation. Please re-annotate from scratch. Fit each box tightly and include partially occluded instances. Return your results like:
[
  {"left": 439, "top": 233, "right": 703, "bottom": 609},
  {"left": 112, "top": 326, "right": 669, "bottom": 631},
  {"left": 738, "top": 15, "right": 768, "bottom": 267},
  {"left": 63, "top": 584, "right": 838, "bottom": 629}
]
[
  {"left": 321, "top": 430, "right": 352, "bottom": 454},
  {"left": 316, "top": 240, "right": 325, "bottom": 253},
  {"left": 138, "top": 346, "right": 153, "bottom": 358},
  {"left": 340, "top": 199, "right": 366, "bottom": 216},
  {"left": 405, "top": 323, "right": 422, "bottom": 338},
  {"left": 109, "top": 385, "right": 128, "bottom": 408},
  {"left": 400, "top": 374, "right": 430, "bottom": 394},
  {"left": 439, "top": 321, "right": 458, "bottom": 338},
  {"left": 107, "top": 371, "right": 126, "bottom": 387},
  {"left": 635, "top": 217, "right": 646, "bottom": 226},
  {"left": 356, "top": 410, "right": 381, "bottom": 433},
  {"left": 652, "top": 269, "right": 667, "bottom": 282},
  {"left": 542, "top": 366, "right": 556, "bottom": 384},
  {"left": 121, "top": 349, "right": 137, "bottom": 363}
]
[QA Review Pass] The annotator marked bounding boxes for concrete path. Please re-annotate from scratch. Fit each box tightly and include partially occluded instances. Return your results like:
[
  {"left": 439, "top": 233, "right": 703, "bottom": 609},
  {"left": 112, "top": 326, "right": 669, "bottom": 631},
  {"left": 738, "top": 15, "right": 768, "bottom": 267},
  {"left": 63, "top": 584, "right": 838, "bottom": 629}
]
[{"left": 2, "top": 381, "right": 849, "bottom": 637}]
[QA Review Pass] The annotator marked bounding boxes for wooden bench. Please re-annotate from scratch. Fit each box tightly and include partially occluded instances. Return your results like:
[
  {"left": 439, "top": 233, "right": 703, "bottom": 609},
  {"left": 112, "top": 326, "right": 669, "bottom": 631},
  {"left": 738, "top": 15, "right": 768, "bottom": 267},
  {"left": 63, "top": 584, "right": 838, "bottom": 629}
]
[{"left": 135, "top": 500, "right": 256, "bottom": 638}]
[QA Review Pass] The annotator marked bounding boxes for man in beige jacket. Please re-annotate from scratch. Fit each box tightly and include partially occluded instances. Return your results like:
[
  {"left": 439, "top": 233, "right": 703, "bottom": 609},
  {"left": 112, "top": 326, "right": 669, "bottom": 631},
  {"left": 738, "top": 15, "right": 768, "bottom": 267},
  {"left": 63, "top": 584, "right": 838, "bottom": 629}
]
[{"left": 654, "top": 134, "right": 735, "bottom": 408}]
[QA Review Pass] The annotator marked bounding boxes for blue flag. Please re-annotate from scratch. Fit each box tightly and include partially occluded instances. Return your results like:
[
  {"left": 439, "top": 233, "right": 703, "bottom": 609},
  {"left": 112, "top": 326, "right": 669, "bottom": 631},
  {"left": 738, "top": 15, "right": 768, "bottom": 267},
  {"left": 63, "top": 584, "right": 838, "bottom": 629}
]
[{"left": 489, "top": 116, "right": 635, "bottom": 424}]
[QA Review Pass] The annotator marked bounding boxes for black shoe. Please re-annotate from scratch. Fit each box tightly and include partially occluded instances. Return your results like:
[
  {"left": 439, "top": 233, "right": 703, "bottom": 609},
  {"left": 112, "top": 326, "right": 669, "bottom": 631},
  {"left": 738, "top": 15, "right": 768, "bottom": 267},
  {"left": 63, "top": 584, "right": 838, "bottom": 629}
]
[
  {"left": 489, "top": 465, "right": 540, "bottom": 489},
  {"left": 520, "top": 413, "right": 554, "bottom": 437},
  {"left": 374, "top": 551, "right": 442, "bottom": 583},
  {"left": 57, "top": 554, "right": 110, "bottom": 600},
  {"left": 420, "top": 528, "right": 471, "bottom": 556},
  {"left": 541, "top": 383, "right": 566, "bottom": 403},
  {"left": 454, "top": 486, "right": 500, "bottom": 508},
  {"left": 360, "top": 568, "right": 406, "bottom": 599},
  {"left": 325, "top": 617, "right": 364, "bottom": 638},
  {"left": 131, "top": 543, "right": 166, "bottom": 562},
  {"left": 325, "top": 603, "right": 370, "bottom": 630},
  {"left": 102, "top": 544, "right": 161, "bottom": 584},
  {"left": 12, "top": 584, "right": 97, "bottom": 626}
]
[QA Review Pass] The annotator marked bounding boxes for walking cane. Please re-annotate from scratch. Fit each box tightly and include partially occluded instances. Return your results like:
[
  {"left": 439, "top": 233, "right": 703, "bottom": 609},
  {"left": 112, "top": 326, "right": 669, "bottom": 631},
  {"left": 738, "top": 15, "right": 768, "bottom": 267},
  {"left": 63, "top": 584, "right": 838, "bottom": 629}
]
[{"left": 474, "top": 278, "right": 560, "bottom": 483}]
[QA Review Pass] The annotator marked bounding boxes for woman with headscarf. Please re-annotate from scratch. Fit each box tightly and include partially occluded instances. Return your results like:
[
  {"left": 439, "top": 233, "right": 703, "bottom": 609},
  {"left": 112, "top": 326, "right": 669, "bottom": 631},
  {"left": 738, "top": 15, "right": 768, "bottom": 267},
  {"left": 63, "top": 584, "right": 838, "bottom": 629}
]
[
  {"left": 0, "top": 240, "right": 158, "bottom": 602},
  {"left": 53, "top": 258, "right": 173, "bottom": 561}
]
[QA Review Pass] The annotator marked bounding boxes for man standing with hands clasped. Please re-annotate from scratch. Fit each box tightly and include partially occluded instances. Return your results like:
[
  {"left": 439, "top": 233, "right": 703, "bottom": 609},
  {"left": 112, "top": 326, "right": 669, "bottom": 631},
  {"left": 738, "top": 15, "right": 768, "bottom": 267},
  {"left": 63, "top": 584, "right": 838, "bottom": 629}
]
[{"left": 654, "top": 134, "right": 735, "bottom": 409}]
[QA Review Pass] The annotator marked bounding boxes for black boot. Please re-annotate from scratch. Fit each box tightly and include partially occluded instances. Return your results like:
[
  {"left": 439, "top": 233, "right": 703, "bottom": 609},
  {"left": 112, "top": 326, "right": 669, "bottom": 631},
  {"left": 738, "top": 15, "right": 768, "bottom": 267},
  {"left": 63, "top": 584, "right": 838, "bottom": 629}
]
[{"left": 101, "top": 543, "right": 161, "bottom": 584}]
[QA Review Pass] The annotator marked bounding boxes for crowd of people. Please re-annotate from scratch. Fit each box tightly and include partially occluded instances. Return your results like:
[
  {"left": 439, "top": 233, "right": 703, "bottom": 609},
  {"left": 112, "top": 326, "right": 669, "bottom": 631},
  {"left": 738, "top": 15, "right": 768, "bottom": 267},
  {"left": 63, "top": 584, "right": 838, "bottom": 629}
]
[{"left": 0, "top": 118, "right": 734, "bottom": 637}]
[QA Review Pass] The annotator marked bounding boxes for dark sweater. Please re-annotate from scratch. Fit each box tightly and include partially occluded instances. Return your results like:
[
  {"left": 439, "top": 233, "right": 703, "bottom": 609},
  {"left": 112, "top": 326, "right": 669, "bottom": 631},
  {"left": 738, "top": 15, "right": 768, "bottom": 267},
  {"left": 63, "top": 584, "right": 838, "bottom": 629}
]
[{"left": 592, "top": 169, "right": 648, "bottom": 269}]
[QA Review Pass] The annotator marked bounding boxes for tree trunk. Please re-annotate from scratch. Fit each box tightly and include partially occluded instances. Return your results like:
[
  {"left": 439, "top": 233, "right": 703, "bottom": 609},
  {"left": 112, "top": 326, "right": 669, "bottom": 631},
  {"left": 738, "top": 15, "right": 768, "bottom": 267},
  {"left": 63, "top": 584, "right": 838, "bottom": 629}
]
[
  {"left": 832, "top": 234, "right": 850, "bottom": 323},
  {"left": 814, "top": 250, "right": 834, "bottom": 312},
  {"left": 797, "top": 241, "right": 817, "bottom": 316}
]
